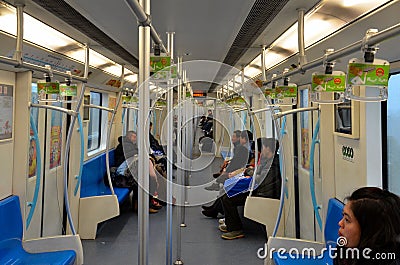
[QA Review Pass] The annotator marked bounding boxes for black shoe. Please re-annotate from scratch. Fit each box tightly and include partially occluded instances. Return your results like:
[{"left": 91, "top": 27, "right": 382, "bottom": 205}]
[
  {"left": 202, "top": 209, "right": 218, "bottom": 218},
  {"left": 205, "top": 183, "right": 220, "bottom": 191},
  {"left": 213, "top": 173, "right": 220, "bottom": 178},
  {"left": 173, "top": 164, "right": 177, "bottom": 170},
  {"left": 202, "top": 205, "right": 213, "bottom": 210}
]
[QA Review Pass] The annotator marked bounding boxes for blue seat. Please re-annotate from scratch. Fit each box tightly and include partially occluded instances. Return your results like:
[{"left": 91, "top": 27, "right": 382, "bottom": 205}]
[
  {"left": 80, "top": 150, "right": 130, "bottom": 204},
  {"left": 272, "top": 198, "right": 344, "bottom": 265},
  {"left": 0, "top": 195, "right": 76, "bottom": 265}
]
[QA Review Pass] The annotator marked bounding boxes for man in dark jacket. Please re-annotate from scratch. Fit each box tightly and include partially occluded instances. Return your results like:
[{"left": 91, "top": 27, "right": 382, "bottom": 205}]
[
  {"left": 220, "top": 138, "right": 281, "bottom": 240},
  {"left": 149, "top": 122, "right": 165, "bottom": 155},
  {"left": 114, "top": 131, "right": 138, "bottom": 167}
]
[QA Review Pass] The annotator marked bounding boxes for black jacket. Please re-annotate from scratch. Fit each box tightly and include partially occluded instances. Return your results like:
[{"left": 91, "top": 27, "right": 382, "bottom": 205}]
[
  {"left": 225, "top": 145, "right": 250, "bottom": 173},
  {"left": 114, "top": 136, "right": 138, "bottom": 167},
  {"left": 253, "top": 154, "right": 281, "bottom": 199}
]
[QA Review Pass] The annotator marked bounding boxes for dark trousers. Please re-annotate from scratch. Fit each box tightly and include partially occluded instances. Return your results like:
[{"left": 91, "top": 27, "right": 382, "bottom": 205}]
[{"left": 221, "top": 192, "right": 249, "bottom": 231}]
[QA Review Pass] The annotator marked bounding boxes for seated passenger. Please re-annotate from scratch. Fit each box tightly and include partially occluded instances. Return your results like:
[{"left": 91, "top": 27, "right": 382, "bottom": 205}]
[
  {"left": 114, "top": 131, "right": 138, "bottom": 168},
  {"left": 207, "top": 130, "right": 253, "bottom": 190},
  {"left": 335, "top": 187, "right": 400, "bottom": 265},
  {"left": 220, "top": 138, "right": 281, "bottom": 240},
  {"left": 149, "top": 122, "right": 165, "bottom": 156}
]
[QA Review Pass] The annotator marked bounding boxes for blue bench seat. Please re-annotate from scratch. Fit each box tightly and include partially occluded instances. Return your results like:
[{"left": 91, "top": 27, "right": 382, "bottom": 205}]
[
  {"left": 271, "top": 198, "right": 344, "bottom": 265},
  {"left": 0, "top": 195, "right": 76, "bottom": 265},
  {"left": 80, "top": 150, "right": 130, "bottom": 204}
]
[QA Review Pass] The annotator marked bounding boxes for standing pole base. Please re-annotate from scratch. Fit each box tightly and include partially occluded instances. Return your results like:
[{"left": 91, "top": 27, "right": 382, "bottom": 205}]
[
  {"left": 174, "top": 259, "right": 184, "bottom": 265},
  {"left": 180, "top": 223, "right": 187, "bottom": 227}
]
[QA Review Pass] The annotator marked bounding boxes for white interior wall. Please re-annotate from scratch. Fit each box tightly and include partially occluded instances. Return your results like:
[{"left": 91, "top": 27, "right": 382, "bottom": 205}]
[{"left": 0, "top": 70, "right": 15, "bottom": 199}]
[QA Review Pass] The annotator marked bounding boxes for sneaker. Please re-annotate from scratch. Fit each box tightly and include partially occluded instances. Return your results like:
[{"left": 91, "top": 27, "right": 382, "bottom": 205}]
[
  {"left": 221, "top": 230, "right": 245, "bottom": 240},
  {"left": 204, "top": 183, "right": 220, "bottom": 191},
  {"left": 218, "top": 218, "right": 225, "bottom": 225},
  {"left": 218, "top": 224, "right": 228, "bottom": 232}
]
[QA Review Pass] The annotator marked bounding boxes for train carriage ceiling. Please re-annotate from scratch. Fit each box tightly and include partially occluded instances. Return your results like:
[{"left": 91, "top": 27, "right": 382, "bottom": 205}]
[
  {"left": 3, "top": 0, "right": 400, "bottom": 91},
  {"left": 9, "top": 0, "right": 319, "bottom": 92}
]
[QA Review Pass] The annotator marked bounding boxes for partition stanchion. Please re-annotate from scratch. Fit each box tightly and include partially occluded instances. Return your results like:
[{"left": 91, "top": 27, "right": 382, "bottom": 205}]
[
  {"left": 137, "top": 0, "right": 151, "bottom": 264},
  {"left": 175, "top": 56, "right": 184, "bottom": 265},
  {"left": 166, "top": 31, "right": 175, "bottom": 265}
]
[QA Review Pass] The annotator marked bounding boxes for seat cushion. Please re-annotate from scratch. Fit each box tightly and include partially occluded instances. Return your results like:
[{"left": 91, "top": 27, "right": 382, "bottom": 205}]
[
  {"left": 114, "top": 187, "right": 131, "bottom": 203},
  {"left": 0, "top": 239, "right": 76, "bottom": 265}
]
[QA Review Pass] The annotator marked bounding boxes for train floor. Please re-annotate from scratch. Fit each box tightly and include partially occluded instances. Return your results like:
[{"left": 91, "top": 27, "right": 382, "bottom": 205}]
[{"left": 81, "top": 153, "right": 267, "bottom": 264}]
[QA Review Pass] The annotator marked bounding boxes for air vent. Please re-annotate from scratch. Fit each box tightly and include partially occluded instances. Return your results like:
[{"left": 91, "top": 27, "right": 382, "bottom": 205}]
[{"left": 210, "top": 0, "right": 289, "bottom": 91}]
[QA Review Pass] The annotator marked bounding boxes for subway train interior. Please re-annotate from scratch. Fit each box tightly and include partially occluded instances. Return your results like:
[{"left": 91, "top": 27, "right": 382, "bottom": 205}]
[{"left": 0, "top": 0, "right": 400, "bottom": 264}]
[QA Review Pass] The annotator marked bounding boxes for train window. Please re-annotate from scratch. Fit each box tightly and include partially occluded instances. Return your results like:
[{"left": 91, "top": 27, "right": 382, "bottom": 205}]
[
  {"left": 334, "top": 90, "right": 360, "bottom": 139},
  {"left": 87, "top": 92, "right": 102, "bottom": 152},
  {"left": 387, "top": 74, "right": 400, "bottom": 195}
]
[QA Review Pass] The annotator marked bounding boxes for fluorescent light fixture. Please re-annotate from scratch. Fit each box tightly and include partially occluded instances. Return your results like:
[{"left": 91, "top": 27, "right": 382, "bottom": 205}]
[
  {"left": 243, "top": 65, "right": 261, "bottom": 79},
  {"left": 250, "top": 55, "right": 262, "bottom": 67},
  {"left": 273, "top": 13, "right": 345, "bottom": 52},
  {"left": 244, "top": 0, "right": 391, "bottom": 74},
  {"left": 24, "top": 15, "right": 78, "bottom": 50},
  {"left": 0, "top": 2, "right": 137, "bottom": 83},
  {"left": 0, "top": 5, "right": 79, "bottom": 51},
  {"left": 340, "top": 0, "right": 387, "bottom": 8},
  {"left": 264, "top": 50, "right": 287, "bottom": 69},
  {"left": 102, "top": 64, "right": 123, "bottom": 77},
  {"left": 124, "top": 69, "right": 138, "bottom": 83}
]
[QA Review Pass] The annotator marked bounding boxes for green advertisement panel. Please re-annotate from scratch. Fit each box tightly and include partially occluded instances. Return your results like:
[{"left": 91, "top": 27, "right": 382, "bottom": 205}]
[
  {"left": 37, "top": 82, "right": 60, "bottom": 95},
  {"left": 312, "top": 74, "right": 346, "bottom": 92},
  {"left": 347, "top": 62, "right": 389, "bottom": 86},
  {"left": 150, "top": 56, "right": 171, "bottom": 73},
  {"left": 276, "top": 85, "right": 297, "bottom": 98},
  {"left": 60, "top": 84, "right": 77, "bottom": 96}
]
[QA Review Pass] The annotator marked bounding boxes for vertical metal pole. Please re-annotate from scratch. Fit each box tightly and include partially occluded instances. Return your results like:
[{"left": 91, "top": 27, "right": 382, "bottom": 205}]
[
  {"left": 261, "top": 46, "right": 267, "bottom": 81},
  {"left": 297, "top": 8, "right": 306, "bottom": 67},
  {"left": 241, "top": 69, "right": 245, "bottom": 91},
  {"left": 182, "top": 69, "right": 188, "bottom": 221},
  {"left": 175, "top": 56, "right": 184, "bottom": 265},
  {"left": 14, "top": 3, "right": 24, "bottom": 64},
  {"left": 138, "top": 0, "right": 150, "bottom": 264},
  {"left": 166, "top": 31, "right": 174, "bottom": 265}
]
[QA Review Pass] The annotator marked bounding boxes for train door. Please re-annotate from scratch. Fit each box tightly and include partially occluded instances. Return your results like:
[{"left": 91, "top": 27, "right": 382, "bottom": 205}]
[
  {"left": 25, "top": 84, "right": 45, "bottom": 239},
  {"left": 42, "top": 97, "right": 66, "bottom": 236},
  {"left": 26, "top": 85, "right": 66, "bottom": 238},
  {"left": 296, "top": 85, "right": 322, "bottom": 241}
]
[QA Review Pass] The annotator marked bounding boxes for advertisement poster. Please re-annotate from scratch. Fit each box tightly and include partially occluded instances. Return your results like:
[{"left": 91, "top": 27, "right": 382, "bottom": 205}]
[
  {"left": 0, "top": 84, "right": 13, "bottom": 140},
  {"left": 108, "top": 97, "right": 116, "bottom": 122},
  {"left": 301, "top": 128, "right": 310, "bottom": 169},
  {"left": 50, "top": 103, "right": 62, "bottom": 169},
  {"left": 300, "top": 89, "right": 310, "bottom": 170},
  {"left": 28, "top": 135, "right": 37, "bottom": 177},
  {"left": 312, "top": 74, "right": 346, "bottom": 92},
  {"left": 347, "top": 63, "right": 389, "bottom": 86}
]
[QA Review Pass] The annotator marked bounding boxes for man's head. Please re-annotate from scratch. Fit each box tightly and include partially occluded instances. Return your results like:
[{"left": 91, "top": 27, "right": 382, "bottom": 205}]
[
  {"left": 231, "top": 130, "right": 241, "bottom": 144},
  {"left": 126, "top": 131, "right": 137, "bottom": 144},
  {"left": 260, "top": 138, "right": 278, "bottom": 160}
]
